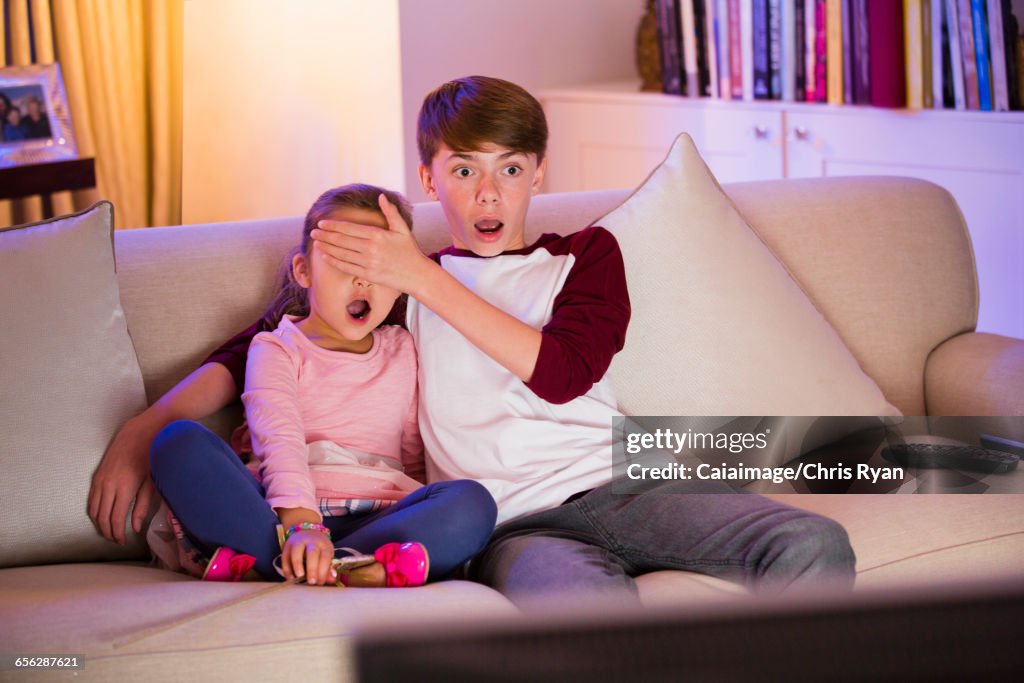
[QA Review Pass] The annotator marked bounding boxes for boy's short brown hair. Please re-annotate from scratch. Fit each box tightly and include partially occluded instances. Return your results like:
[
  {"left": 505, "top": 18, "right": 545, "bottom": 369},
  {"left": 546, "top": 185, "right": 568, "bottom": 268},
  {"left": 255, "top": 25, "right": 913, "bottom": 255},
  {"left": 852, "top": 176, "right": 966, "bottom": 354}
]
[{"left": 417, "top": 75, "right": 548, "bottom": 166}]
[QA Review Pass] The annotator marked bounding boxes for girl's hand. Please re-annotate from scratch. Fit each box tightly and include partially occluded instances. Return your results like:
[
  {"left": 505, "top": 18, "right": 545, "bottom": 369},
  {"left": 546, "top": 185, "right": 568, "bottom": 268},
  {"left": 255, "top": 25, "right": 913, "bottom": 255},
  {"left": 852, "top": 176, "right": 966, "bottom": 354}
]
[
  {"left": 281, "top": 530, "right": 337, "bottom": 586},
  {"left": 310, "top": 194, "right": 435, "bottom": 296}
]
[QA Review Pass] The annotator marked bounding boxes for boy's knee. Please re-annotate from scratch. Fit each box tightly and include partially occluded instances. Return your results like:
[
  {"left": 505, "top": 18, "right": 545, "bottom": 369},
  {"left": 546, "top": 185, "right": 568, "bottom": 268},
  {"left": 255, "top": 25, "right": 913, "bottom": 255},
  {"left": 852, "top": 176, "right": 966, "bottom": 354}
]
[{"left": 770, "top": 514, "right": 856, "bottom": 586}]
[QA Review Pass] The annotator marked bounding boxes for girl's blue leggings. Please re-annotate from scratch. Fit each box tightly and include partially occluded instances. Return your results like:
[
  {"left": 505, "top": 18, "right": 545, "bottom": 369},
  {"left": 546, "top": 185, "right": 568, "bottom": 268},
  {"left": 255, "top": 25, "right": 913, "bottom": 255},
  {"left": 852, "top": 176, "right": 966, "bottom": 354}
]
[{"left": 149, "top": 420, "right": 497, "bottom": 581}]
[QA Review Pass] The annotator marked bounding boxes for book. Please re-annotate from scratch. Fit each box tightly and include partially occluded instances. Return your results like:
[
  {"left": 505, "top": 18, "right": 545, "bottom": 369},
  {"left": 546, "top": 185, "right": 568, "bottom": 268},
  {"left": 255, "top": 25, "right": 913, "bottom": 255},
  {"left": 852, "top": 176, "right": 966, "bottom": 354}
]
[
  {"left": 716, "top": 0, "right": 732, "bottom": 98},
  {"left": 782, "top": 0, "right": 796, "bottom": 101},
  {"left": 905, "top": 0, "right": 925, "bottom": 109},
  {"left": 729, "top": 0, "right": 744, "bottom": 98},
  {"left": 770, "top": 0, "right": 783, "bottom": 99},
  {"left": 852, "top": 0, "right": 871, "bottom": 104},
  {"left": 806, "top": 0, "right": 817, "bottom": 100},
  {"left": 694, "top": 0, "right": 712, "bottom": 96},
  {"left": 741, "top": 0, "right": 754, "bottom": 100},
  {"left": 842, "top": 0, "right": 854, "bottom": 103},
  {"left": 868, "top": 0, "right": 907, "bottom": 107},
  {"left": 703, "top": 0, "right": 720, "bottom": 98},
  {"left": 795, "top": 0, "right": 808, "bottom": 100},
  {"left": 681, "top": 0, "right": 700, "bottom": 96},
  {"left": 827, "top": 0, "right": 843, "bottom": 103},
  {"left": 923, "top": 0, "right": 934, "bottom": 108},
  {"left": 932, "top": 0, "right": 947, "bottom": 107},
  {"left": 971, "top": 0, "right": 993, "bottom": 110},
  {"left": 815, "top": 0, "right": 828, "bottom": 102},
  {"left": 957, "top": 0, "right": 980, "bottom": 109},
  {"left": 946, "top": 0, "right": 968, "bottom": 108},
  {"left": 655, "top": 0, "right": 685, "bottom": 95},
  {"left": 754, "top": 0, "right": 772, "bottom": 98},
  {"left": 986, "top": 0, "right": 1009, "bottom": 110},
  {"left": 1004, "top": 0, "right": 1022, "bottom": 110}
]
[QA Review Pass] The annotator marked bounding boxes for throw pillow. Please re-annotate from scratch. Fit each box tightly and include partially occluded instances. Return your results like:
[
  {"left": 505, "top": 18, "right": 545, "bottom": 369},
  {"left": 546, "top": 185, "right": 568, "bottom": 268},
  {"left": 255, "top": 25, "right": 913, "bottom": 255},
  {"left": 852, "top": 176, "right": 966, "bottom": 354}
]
[
  {"left": 599, "top": 133, "right": 900, "bottom": 420},
  {"left": 0, "top": 202, "right": 149, "bottom": 567}
]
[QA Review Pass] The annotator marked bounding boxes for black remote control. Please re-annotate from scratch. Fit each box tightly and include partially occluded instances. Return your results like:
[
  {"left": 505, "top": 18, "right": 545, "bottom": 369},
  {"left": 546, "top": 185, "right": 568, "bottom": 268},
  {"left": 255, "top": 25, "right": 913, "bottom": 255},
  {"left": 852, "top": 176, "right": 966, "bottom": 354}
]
[{"left": 881, "top": 443, "right": 1020, "bottom": 474}]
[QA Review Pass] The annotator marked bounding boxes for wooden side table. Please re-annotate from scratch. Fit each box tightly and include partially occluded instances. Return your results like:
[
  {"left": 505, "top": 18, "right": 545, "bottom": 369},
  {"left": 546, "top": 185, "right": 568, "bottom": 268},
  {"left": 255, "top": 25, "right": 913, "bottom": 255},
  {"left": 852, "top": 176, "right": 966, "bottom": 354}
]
[{"left": 0, "top": 158, "right": 97, "bottom": 219}]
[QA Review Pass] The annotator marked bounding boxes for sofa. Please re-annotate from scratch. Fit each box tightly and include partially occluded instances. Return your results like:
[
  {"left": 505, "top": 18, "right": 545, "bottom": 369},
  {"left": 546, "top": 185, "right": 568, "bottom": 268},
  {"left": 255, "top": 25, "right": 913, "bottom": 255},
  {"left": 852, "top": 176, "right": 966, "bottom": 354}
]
[{"left": 2, "top": 141, "right": 1024, "bottom": 680}]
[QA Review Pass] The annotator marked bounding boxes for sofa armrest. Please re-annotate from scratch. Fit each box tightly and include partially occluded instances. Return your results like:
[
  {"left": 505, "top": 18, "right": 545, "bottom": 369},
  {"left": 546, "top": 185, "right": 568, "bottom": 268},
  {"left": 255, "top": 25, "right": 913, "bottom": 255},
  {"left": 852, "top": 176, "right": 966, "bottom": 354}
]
[{"left": 925, "top": 332, "right": 1024, "bottom": 416}]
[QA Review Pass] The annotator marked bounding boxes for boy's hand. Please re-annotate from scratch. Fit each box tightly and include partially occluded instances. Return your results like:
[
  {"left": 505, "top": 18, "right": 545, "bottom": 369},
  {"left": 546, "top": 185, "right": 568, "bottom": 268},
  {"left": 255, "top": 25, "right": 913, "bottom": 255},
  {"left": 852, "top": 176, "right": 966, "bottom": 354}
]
[
  {"left": 310, "top": 194, "right": 434, "bottom": 296},
  {"left": 88, "top": 413, "right": 160, "bottom": 544},
  {"left": 281, "top": 530, "right": 337, "bottom": 586}
]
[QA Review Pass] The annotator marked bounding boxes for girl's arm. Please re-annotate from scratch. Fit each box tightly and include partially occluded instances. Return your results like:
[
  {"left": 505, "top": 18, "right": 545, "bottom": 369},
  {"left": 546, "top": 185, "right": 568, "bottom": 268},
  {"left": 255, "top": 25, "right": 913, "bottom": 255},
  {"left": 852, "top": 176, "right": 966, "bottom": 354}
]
[
  {"left": 88, "top": 362, "right": 236, "bottom": 544},
  {"left": 244, "top": 334, "right": 337, "bottom": 584},
  {"left": 243, "top": 334, "right": 319, "bottom": 516}
]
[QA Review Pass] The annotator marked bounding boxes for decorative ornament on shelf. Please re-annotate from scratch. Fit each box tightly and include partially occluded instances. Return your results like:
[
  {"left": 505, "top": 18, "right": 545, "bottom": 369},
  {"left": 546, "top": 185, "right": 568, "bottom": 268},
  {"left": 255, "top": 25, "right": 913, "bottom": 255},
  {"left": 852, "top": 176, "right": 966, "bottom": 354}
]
[{"left": 636, "top": 0, "right": 662, "bottom": 92}]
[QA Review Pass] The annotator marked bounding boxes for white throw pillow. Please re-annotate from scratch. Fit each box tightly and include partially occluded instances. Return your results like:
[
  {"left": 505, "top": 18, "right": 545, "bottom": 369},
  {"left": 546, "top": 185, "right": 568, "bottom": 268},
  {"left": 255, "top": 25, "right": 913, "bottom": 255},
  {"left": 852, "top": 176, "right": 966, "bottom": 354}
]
[
  {"left": 0, "top": 202, "right": 149, "bottom": 567},
  {"left": 599, "top": 134, "right": 900, "bottom": 419}
]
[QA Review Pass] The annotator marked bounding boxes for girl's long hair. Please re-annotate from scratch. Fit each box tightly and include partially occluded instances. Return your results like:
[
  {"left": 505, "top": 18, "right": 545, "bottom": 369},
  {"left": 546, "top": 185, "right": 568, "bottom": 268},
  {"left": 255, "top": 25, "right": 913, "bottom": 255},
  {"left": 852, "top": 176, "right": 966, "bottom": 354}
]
[{"left": 262, "top": 184, "right": 414, "bottom": 329}]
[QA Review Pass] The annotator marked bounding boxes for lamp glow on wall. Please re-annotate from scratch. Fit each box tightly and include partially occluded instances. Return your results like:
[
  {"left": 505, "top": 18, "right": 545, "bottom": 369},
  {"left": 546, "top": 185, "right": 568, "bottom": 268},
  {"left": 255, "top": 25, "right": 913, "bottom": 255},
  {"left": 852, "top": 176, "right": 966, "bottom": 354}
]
[{"left": 182, "top": 0, "right": 406, "bottom": 224}]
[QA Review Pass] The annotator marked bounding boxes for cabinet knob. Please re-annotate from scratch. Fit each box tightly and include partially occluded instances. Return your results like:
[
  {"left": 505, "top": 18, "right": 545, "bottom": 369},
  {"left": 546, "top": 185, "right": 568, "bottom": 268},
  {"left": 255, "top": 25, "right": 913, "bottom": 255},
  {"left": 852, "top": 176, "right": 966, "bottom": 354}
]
[
  {"left": 753, "top": 125, "right": 770, "bottom": 140},
  {"left": 793, "top": 126, "right": 811, "bottom": 141}
]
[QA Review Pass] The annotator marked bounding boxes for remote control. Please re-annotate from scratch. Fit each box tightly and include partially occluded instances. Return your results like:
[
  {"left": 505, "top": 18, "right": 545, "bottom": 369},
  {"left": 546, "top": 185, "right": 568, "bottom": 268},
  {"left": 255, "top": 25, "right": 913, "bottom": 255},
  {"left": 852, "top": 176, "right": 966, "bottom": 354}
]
[{"left": 881, "top": 443, "right": 1020, "bottom": 474}]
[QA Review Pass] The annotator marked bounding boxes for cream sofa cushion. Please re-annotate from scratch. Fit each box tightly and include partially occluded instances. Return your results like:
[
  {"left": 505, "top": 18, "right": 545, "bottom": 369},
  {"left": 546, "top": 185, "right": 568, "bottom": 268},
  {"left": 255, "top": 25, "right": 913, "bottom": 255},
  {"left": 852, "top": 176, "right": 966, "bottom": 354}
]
[
  {"left": 0, "top": 202, "right": 148, "bottom": 567},
  {"left": 598, "top": 134, "right": 899, "bottom": 418}
]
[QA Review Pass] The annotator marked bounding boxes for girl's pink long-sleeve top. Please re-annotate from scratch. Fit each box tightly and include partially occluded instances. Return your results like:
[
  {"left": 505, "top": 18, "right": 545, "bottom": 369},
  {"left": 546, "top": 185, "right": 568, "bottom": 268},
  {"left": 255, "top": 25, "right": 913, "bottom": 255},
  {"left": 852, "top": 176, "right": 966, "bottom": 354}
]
[{"left": 242, "top": 316, "right": 425, "bottom": 514}]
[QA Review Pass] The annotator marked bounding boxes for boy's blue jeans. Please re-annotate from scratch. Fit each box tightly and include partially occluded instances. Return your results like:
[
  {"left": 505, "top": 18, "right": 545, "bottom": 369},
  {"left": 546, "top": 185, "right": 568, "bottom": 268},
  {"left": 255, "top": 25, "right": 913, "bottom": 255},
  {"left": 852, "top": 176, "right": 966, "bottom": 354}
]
[
  {"left": 149, "top": 420, "right": 496, "bottom": 581},
  {"left": 471, "top": 479, "right": 856, "bottom": 607}
]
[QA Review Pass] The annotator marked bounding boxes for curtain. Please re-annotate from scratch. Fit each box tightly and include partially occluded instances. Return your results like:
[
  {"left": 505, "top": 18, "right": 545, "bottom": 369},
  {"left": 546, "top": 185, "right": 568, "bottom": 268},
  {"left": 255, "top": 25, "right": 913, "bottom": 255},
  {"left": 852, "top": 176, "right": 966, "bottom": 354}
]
[{"left": 2, "top": 0, "right": 183, "bottom": 229}]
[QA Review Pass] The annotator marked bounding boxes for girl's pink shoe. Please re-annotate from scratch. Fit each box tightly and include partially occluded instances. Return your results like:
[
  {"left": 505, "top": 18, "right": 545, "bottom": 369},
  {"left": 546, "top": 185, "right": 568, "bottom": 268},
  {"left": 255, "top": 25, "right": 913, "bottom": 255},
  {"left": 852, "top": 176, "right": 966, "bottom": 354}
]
[
  {"left": 339, "top": 542, "right": 429, "bottom": 588},
  {"left": 202, "top": 547, "right": 257, "bottom": 582}
]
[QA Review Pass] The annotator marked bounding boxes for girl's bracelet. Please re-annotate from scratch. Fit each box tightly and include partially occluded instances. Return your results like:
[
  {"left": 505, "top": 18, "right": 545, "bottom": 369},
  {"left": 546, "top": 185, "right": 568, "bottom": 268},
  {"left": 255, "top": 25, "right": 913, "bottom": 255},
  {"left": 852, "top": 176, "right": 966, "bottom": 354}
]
[{"left": 283, "top": 522, "right": 331, "bottom": 541}]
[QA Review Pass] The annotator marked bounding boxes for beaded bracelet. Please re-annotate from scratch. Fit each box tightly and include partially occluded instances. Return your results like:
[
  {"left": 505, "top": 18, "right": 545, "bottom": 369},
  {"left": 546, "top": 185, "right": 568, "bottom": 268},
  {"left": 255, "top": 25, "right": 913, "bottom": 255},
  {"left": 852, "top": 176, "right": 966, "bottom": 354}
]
[{"left": 284, "top": 522, "right": 331, "bottom": 541}]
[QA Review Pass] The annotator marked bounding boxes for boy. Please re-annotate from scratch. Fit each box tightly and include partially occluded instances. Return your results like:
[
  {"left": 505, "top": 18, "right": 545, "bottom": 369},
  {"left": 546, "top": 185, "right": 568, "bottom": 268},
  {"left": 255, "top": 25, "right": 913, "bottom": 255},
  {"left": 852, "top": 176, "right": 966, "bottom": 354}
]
[{"left": 308, "top": 76, "right": 855, "bottom": 603}]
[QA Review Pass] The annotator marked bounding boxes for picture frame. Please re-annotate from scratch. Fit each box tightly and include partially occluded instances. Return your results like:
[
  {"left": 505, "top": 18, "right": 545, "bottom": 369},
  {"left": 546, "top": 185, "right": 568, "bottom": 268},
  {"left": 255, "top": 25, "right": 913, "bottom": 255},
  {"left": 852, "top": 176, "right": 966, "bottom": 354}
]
[{"left": 0, "top": 63, "right": 78, "bottom": 168}]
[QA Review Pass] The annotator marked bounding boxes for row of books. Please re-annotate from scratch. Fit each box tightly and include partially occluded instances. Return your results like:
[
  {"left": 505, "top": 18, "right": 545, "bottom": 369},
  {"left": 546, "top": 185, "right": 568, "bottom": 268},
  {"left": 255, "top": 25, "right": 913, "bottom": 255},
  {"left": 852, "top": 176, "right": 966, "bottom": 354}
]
[{"left": 655, "top": 0, "right": 1024, "bottom": 111}]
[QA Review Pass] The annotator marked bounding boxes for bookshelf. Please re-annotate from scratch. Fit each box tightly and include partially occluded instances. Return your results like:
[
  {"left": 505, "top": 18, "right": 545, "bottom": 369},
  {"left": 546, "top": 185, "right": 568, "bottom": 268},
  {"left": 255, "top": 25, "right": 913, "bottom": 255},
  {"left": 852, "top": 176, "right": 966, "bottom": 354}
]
[{"left": 539, "top": 80, "right": 1024, "bottom": 340}]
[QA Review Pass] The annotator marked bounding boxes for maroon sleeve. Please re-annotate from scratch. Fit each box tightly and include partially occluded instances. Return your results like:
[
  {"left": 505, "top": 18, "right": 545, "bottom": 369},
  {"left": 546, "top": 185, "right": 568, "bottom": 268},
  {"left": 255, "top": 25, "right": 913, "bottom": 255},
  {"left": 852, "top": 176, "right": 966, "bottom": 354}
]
[
  {"left": 525, "top": 227, "right": 631, "bottom": 405},
  {"left": 202, "top": 319, "right": 272, "bottom": 397}
]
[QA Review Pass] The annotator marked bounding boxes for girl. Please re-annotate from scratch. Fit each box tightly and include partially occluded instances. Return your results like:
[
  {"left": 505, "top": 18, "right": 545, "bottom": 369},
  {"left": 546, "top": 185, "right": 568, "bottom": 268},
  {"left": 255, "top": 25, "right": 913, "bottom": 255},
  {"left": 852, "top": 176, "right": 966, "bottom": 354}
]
[{"left": 148, "top": 184, "right": 497, "bottom": 587}]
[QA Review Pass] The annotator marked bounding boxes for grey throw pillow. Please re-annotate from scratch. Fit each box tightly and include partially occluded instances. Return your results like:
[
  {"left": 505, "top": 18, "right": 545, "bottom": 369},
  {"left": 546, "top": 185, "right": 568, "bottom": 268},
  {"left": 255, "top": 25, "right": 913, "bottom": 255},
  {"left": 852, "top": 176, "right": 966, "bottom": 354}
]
[{"left": 1, "top": 201, "right": 149, "bottom": 567}]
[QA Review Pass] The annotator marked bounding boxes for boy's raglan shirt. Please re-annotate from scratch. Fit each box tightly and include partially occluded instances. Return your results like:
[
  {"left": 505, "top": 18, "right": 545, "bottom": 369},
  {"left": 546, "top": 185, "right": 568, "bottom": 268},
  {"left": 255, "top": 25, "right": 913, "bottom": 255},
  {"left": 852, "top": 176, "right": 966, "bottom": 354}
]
[{"left": 407, "top": 226, "right": 631, "bottom": 524}]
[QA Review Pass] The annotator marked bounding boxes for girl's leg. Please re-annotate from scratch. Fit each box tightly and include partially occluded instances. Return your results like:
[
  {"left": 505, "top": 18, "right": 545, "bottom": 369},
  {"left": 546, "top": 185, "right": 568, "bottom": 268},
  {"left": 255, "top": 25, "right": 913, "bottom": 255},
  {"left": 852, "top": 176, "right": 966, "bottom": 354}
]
[
  {"left": 327, "top": 480, "right": 497, "bottom": 581},
  {"left": 149, "top": 420, "right": 282, "bottom": 580}
]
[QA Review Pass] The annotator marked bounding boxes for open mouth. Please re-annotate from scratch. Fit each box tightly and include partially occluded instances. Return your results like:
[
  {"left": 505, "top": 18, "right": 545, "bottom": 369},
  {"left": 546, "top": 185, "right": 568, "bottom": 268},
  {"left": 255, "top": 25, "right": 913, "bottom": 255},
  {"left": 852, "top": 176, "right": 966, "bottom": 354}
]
[
  {"left": 474, "top": 219, "right": 504, "bottom": 236},
  {"left": 346, "top": 299, "right": 371, "bottom": 321}
]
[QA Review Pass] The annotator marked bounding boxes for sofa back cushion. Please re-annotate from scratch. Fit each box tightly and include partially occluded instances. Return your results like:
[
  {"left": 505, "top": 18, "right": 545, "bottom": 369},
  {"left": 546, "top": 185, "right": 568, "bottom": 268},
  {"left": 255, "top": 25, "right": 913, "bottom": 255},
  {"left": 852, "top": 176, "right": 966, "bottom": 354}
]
[
  {"left": 1, "top": 203, "right": 149, "bottom": 567},
  {"left": 726, "top": 177, "right": 977, "bottom": 415}
]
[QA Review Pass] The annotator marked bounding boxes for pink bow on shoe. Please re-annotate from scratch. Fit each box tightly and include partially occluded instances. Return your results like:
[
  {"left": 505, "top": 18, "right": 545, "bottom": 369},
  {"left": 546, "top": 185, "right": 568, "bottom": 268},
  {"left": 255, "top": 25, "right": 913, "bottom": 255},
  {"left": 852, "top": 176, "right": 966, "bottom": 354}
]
[{"left": 374, "top": 542, "right": 429, "bottom": 587}]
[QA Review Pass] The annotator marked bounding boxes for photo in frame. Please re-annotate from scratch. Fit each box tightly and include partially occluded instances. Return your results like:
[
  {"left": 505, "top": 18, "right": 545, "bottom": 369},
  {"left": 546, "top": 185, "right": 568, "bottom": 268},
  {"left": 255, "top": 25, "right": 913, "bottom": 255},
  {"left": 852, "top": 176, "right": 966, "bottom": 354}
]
[{"left": 0, "top": 63, "right": 78, "bottom": 168}]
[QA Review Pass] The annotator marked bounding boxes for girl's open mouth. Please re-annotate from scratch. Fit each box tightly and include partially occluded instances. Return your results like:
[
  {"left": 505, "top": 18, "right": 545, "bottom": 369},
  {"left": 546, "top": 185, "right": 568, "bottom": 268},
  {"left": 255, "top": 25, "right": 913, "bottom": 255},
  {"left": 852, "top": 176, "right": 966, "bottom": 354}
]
[{"left": 346, "top": 299, "right": 371, "bottom": 321}]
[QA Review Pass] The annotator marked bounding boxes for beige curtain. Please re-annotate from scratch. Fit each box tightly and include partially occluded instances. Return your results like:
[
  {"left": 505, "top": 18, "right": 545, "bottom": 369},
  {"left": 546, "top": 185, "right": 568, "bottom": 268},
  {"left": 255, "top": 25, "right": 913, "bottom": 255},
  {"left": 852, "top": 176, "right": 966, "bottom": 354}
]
[{"left": 2, "top": 0, "right": 183, "bottom": 229}]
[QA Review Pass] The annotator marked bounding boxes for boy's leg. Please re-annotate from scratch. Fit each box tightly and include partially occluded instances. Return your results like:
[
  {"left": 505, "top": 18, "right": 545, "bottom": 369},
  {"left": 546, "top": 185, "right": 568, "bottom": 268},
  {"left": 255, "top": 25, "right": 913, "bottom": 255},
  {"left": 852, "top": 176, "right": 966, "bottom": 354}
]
[
  {"left": 149, "top": 420, "right": 282, "bottom": 580},
  {"left": 327, "top": 480, "right": 497, "bottom": 581},
  {"left": 473, "top": 480, "right": 854, "bottom": 606}
]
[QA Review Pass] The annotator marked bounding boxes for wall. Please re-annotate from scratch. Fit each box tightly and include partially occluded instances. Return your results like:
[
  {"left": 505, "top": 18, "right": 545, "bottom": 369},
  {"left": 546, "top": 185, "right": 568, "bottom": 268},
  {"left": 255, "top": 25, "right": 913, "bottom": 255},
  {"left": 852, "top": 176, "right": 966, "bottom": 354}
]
[
  {"left": 182, "top": 0, "right": 405, "bottom": 224},
  {"left": 181, "top": 0, "right": 644, "bottom": 222},
  {"left": 398, "top": 0, "right": 643, "bottom": 201}
]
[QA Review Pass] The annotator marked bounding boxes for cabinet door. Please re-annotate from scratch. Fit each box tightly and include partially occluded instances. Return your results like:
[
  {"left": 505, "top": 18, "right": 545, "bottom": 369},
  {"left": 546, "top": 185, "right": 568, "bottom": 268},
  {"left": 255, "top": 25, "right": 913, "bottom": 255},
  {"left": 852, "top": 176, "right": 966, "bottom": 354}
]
[
  {"left": 542, "top": 95, "right": 784, "bottom": 194},
  {"left": 786, "top": 108, "right": 1024, "bottom": 339}
]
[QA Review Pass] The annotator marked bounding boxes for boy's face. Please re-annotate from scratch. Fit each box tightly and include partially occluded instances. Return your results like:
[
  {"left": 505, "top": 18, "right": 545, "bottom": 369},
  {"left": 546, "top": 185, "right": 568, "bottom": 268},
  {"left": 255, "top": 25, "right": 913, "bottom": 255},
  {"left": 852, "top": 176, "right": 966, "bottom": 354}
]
[{"left": 419, "top": 142, "right": 546, "bottom": 257}]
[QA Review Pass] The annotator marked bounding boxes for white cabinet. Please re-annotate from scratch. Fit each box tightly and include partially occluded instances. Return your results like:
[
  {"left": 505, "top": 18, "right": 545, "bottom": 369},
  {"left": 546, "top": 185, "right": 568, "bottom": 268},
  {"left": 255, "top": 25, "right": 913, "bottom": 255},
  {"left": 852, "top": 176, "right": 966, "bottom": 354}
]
[
  {"left": 543, "top": 83, "right": 785, "bottom": 191},
  {"left": 539, "top": 82, "right": 1024, "bottom": 339}
]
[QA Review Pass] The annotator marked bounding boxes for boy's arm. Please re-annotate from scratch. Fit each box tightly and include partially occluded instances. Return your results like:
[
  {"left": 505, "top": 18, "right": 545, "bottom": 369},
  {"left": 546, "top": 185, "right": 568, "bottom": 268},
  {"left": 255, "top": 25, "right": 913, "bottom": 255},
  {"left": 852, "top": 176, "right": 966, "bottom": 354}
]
[
  {"left": 88, "top": 320, "right": 266, "bottom": 544},
  {"left": 311, "top": 200, "right": 629, "bottom": 404}
]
